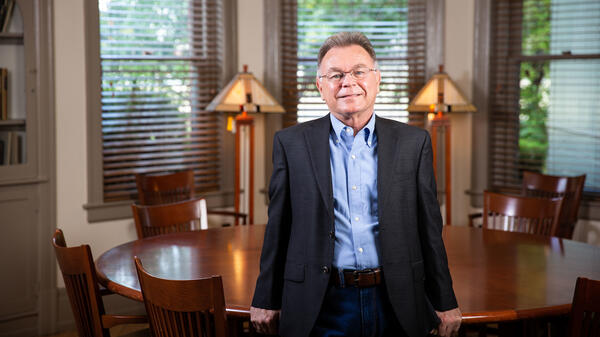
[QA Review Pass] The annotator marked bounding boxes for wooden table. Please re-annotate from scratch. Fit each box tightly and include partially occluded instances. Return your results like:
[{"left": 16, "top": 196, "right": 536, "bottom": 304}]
[{"left": 95, "top": 225, "right": 600, "bottom": 323}]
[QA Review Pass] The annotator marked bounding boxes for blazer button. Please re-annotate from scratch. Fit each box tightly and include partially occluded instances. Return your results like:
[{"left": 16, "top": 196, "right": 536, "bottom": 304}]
[
  {"left": 321, "top": 266, "right": 330, "bottom": 274},
  {"left": 329, "top": 231, "right": 335, "bottom": 240}
]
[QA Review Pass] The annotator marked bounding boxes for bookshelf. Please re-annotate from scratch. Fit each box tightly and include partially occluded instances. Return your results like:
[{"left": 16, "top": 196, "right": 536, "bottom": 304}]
[
  {"left": 0, "top": 1, "right": 55, "bottom": 335},
  {"left": 0, "top": 0, "right": 26, "bottom": 168}
]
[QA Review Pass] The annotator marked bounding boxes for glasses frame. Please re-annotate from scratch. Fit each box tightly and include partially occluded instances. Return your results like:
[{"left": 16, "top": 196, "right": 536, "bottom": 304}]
[{"left": 318, "top": 67, "right": 378, "bottom": 83}]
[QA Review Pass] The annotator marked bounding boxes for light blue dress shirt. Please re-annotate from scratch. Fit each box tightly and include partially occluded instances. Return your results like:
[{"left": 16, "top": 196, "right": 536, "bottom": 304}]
[{"left": 329, "top": 113, "right": 380, "bottom": 270}]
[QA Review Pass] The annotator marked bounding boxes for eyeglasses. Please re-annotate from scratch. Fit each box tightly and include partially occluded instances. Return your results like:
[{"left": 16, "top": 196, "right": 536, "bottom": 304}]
[{"left": 318, "top": 67, "right": 378, "bottom": 83}]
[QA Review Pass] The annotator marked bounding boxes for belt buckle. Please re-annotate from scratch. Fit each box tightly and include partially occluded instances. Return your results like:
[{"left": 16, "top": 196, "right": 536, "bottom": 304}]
[{"left": 352, "top": 268, "right": 374, "bottom": 286}]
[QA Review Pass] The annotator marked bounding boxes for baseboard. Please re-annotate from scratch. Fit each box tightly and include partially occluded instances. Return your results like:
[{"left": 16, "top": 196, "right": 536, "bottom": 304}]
[{"left": 0, "top": 314, "right": 37, "bottom": 337}]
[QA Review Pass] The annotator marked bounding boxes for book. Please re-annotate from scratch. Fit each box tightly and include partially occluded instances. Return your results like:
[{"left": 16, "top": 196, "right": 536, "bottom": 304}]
[{"left": 0, "top": 68, "right": 7, "bottom": 120}]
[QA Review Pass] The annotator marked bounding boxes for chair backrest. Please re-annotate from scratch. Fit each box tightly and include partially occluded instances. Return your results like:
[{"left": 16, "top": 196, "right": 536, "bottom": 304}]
[
  {"left": 568, "top": 277, "right": 600, "bottom": 337},
  {"left": 132, "top": 198, "right": 208, "bottom": 239},
  {"left": 135, "top": 170, "right": 195, "bottom": 205},
  {"left": 522, "top": 171, "right": 586, "bottom": 239},
  {"left": 52, "top": 229, "right": 108, "bottom": 337},
  {"left": 134, "top": 257, "right": 228, "bottom": 337},
  {"left": 482, "top": 191, "right": 563, "bottom": 236}
]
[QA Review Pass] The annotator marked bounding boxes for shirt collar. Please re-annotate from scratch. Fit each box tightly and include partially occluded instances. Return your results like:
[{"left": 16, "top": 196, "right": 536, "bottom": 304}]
[{"left": 329, "top": 112, "right": 376, "bottom": 146}]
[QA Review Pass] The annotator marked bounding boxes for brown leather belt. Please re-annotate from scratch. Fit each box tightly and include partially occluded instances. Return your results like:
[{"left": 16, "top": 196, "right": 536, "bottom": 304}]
[{"left": 331, "top": 267, "right": 383, "bottom": 288}]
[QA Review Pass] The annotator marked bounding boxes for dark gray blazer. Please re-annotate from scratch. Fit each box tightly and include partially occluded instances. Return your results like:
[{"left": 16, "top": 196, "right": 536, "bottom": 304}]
[{"left": 252, "top": 114, "right": 458, "bottom": 337}]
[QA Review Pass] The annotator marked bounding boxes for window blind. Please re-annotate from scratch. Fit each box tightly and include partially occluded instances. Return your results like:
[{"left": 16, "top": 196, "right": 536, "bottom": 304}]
[
  {"left": 489, "top": 0, "right": 600, "bottom": 195},
  {"left": 280, "top": 0, "right": 427, "bottom": 128},
  {"left": 99, "top": 0, "right": 223, "bottom": 202}
]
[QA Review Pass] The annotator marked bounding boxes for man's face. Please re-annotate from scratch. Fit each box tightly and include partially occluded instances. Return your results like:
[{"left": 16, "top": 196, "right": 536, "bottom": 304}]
[{"left": 316, "top": 45, "right": 381, "bottom": 120}]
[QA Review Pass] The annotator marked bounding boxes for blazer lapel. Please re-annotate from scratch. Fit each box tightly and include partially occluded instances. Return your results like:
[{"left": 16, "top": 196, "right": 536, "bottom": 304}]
[
  {"left": 376, "top": 116, "right": 400, "bottom": 213},
  {"left": 304, "top": 115, "right": 334, "bottom": 220}
]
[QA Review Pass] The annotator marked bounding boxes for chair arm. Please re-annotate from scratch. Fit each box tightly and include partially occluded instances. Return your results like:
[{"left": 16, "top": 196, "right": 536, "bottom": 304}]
[
  {"left": 102, "top": 314, "right": 148, "bottom": 329},
  {"left": 99, "top": 285, "right": 113, "bottom": 297},
  {"left": 207, "top": 210, "right": 248, "bottom": 225}
]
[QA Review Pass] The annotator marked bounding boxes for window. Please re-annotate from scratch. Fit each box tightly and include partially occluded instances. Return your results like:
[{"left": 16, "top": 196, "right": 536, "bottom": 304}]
[
  {"left": 98, "top": 0, "right": 223, "bottom": 202},
  {"left": 489, "top": 0, "right": 600, "bottom": 195},
  {"left": 84, "top": 0, "right": 235, "bottom": 221},
  {"left": 279, "top": 0, "right": 427, "bottom": 127}
]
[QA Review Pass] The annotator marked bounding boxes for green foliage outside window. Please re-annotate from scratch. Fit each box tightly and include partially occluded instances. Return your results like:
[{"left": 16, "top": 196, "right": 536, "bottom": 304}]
[{"left": 518, "top": 0, "right": 550, "bottom": 171}]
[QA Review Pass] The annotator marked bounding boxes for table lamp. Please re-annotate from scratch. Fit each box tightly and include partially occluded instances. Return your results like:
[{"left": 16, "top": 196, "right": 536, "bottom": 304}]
[
  {"left": 207, "top": 65, "right": 285, "bottom": 225},
  {"left": 407, "top": 65, "right": 476, "bottom": 225}
]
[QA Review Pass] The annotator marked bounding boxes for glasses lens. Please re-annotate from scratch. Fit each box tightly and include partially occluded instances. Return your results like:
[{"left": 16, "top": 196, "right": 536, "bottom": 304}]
[
  {"left": 352, "top": 68, "right": 370, "bottom": 80},
  {"left": 325, "top": 68, "right": 372, "bottom": 82},
  {"left": 327, "top": 72, "right": 344, "bottom": 81}
]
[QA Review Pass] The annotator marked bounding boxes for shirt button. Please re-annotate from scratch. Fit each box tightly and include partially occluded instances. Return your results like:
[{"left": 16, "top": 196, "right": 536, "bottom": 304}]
[
  {"left": 358, "top": 247, "right": 364, "bottom": 253},
  {"left": 354, "top": 217, "right": 359, "bottom": 221},
  {"left": 368, "top": 141, "right": 371, "bottom": 145},
  {"left": 321, "top": 266, "right": 330, "bottom": 274},
  {"left": 346, "top": 128, "right": 352, "bottom": 134},
  {"left": 352, "top": 185, "right": 357, "bottom": 190},
  {"left": 351, "top": 154, "right": 356, "bottom": 160}
]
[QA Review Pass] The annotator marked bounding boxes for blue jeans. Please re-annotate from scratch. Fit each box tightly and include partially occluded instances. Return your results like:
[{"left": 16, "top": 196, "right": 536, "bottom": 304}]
[{"left": 310, "top": 281, "right": 405, "bottom": 337}]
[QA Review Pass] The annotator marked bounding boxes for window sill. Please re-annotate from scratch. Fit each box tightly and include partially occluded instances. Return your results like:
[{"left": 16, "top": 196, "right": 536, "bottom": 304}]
[
  {"left": 580, "top": 198, "right": 600, "bottom": 221},
  {"left": 83, "top": 189, "right": 235, "bottom": 223}
]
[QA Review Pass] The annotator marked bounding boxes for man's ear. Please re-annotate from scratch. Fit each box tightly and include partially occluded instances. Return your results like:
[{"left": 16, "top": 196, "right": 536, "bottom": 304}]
[{"left": 316, "top": 77, "right": 325, "bottom": 100}]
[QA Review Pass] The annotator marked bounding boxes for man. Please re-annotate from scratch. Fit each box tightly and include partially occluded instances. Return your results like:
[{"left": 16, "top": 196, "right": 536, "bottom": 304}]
[{"left": 251, "top": 32, "right": 461, "bottom": 337}]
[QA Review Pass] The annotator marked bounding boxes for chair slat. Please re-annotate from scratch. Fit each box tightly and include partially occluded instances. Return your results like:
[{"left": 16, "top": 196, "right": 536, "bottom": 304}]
[
  {"left": 483, "top": 191, "right": 563, "bottom": 237},
  {"left": 568, "top": 277, "right": 600, "bottom": 337},
  {"left": 52, "top": 229, "right": 148, "bottom": 337},
  {"left": 522, "top": 171, "right": 586, "bottom": 239}
]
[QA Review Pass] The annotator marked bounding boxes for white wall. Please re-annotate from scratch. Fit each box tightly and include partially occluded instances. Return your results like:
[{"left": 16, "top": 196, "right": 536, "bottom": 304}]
[
  {"left": 54, "top": 0, "right": 139, "bottom": 286},
  {"left": 445, "top": 0, "right": 474, "bottom": 227},
  {"left": 237, "top": 0, "right": 268, "bottom": 225}
]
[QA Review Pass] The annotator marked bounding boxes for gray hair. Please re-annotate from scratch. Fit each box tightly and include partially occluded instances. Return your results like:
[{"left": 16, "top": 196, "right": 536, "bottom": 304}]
[{"left": 317, "top": 32, "right": 377, "bottom": 68}]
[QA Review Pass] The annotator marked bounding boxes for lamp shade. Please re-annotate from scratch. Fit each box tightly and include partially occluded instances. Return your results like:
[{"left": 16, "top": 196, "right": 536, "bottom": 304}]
[
  {"left": 407, "top": 66, "right": 476, "bottom": 113},
  {"left": 206, "top": 65, "right": 285, "bottom": 113}
]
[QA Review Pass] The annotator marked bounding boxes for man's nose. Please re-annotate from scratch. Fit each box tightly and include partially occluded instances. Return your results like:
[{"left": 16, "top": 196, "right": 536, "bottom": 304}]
[{"left": 341, "top": 73, "right": 357, "bottom": 86}]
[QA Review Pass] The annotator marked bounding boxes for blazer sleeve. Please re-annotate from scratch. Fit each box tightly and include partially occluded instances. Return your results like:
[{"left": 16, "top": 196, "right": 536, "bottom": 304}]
[
  {"left": 251, "top": 132, "right": 292, "bottom": 310},
  {"left": 416, "top": 132, "right": 459, "bottom": 312}
]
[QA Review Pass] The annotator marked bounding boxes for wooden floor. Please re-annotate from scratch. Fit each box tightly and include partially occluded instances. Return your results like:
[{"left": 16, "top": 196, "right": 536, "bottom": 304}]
[{"left": 41, "top": 324, "right": 149, "bottom": 337}]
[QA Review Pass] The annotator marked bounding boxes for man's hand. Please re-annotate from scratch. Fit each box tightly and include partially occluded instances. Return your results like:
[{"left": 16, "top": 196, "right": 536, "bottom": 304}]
[
  {"left": 433, "top": 307, "right": 461, "bottom": 337},
  {"left": 250, "top": 306, "right": 280, "bottom": 335}
]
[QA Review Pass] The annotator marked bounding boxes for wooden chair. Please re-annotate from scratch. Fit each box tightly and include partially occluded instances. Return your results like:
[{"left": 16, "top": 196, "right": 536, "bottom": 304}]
[
  {"left": 135, "top": 170, "right": 195, "bottom": 205},
  {"left": 482, "top": 191, "right": 563, "bottom": 236},
  {"left": 135, "top": 170, "right": 248, "bottom": 227},
  {"left": 132, "top": 198, "right": 208, "bottom": 239},
  {"left": 134, "top": 257, "right": 228, "bottom": 337},
  {"left": 568, "top": 277, "right": 600, "bottom": 337},
  {"left": 522, "top": 171, "right": 586, "bottom": 239},
  {"left": 52, "top": 229, "right": 148, "bottom": 337}
]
